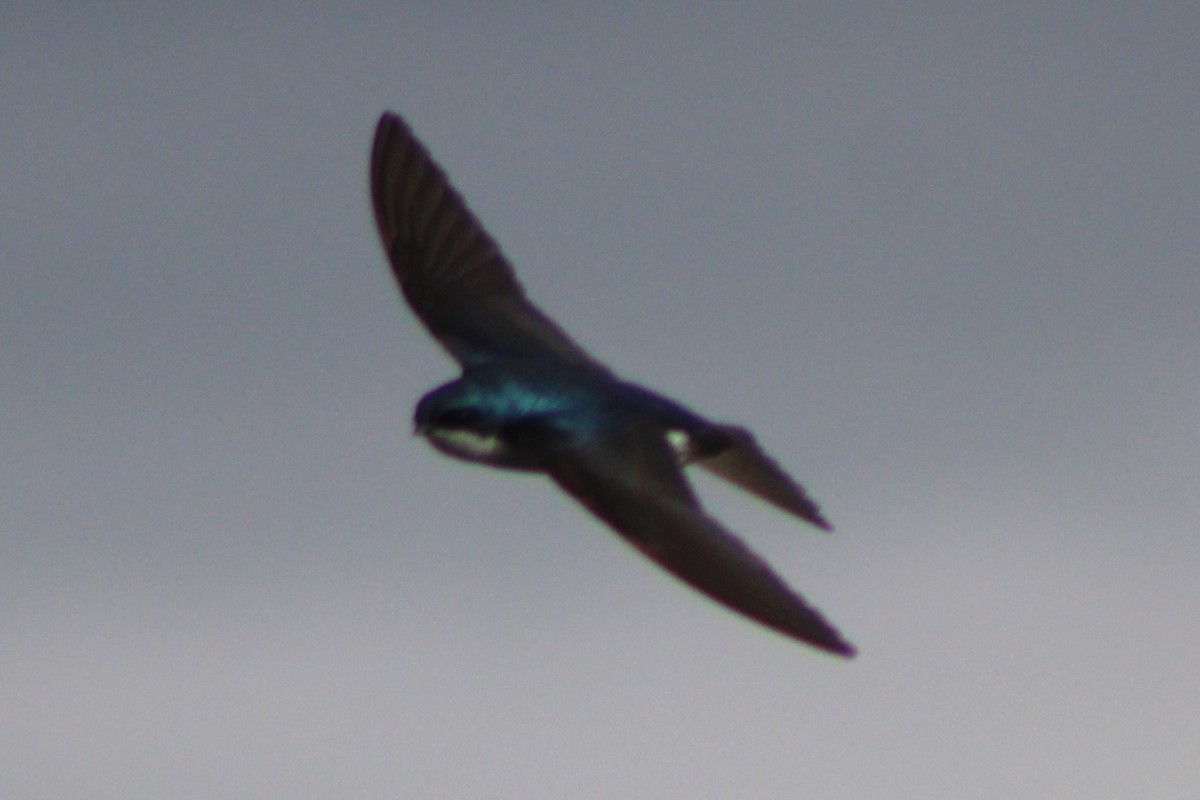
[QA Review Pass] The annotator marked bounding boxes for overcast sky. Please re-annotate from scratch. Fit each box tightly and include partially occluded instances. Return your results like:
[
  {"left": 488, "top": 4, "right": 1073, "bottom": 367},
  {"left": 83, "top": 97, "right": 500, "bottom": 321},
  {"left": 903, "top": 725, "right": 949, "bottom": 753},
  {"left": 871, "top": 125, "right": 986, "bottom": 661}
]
[{"left": 3, "top": 4, "right": 1198, "bottom": 798}]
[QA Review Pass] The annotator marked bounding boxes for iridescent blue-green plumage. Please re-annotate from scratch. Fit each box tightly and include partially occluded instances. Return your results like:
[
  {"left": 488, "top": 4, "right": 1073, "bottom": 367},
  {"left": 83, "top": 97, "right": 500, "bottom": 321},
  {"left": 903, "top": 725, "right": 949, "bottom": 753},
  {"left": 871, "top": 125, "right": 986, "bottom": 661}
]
[{"left": 371, "top": 112, "right": 854, "bottom": 656}]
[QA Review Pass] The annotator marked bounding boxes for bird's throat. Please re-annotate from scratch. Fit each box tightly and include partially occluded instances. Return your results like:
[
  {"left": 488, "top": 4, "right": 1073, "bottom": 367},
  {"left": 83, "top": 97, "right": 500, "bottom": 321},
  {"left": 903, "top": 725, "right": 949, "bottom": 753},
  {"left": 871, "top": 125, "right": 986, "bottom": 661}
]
[
  {"left": 422, "top": 426, "right": 540, "bottom": 471},
  {"left": 425, "top": 427, "right": 504, "bottom": 460}
]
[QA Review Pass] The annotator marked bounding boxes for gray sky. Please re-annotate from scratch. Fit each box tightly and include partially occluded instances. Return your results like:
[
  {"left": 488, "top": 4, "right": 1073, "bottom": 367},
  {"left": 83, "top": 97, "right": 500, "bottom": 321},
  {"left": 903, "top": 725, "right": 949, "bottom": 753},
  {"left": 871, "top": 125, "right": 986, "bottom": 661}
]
[{"left": 3, "top": 4, "right": 1197, "bottom": 797}]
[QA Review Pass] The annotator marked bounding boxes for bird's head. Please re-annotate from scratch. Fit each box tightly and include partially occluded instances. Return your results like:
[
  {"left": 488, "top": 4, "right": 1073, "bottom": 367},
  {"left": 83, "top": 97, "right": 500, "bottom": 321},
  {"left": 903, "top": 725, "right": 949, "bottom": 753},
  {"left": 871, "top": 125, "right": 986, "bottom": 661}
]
[
  {"left": 413, "top": 379, "right": 526, "bottom": 467},
  {"left": 415, "top": 379, "right": 492, "bottom": 434}
]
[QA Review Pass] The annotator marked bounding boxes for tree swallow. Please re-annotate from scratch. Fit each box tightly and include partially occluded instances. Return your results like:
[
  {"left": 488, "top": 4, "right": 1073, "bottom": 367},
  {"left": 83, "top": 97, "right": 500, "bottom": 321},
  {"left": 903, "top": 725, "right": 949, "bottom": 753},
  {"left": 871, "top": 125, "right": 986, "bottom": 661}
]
[{"left": 370, "top": 112, "right": 854, "bottom": 656}]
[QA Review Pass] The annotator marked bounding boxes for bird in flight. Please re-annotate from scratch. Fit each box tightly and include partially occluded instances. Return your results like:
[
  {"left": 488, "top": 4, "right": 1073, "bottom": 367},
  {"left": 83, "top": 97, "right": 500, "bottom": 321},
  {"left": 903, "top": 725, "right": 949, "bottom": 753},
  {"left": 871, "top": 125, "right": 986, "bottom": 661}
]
[{"left": 369, "top": 112, "right": 854, "bottom": 656}]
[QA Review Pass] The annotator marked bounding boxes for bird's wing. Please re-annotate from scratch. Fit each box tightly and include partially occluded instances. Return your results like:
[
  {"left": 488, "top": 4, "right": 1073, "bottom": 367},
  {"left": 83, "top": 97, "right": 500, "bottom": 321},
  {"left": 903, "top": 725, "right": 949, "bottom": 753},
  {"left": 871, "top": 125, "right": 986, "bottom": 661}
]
[
  {"left": 370, "top": 112, "right": 600, "bottom": 368},
  {"left": 524, "top": 418, "right": 853, "bottom": 656},
  {"left": 696, "top": 424, "right": 834, "bottom": 530}
]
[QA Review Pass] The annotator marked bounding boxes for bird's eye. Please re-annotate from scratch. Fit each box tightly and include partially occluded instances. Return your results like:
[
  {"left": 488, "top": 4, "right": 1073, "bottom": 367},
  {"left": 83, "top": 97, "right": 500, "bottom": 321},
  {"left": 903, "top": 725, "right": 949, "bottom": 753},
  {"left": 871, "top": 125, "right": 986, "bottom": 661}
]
[{"left": 438, "top": 407, "right": 482, "bottom": 429}]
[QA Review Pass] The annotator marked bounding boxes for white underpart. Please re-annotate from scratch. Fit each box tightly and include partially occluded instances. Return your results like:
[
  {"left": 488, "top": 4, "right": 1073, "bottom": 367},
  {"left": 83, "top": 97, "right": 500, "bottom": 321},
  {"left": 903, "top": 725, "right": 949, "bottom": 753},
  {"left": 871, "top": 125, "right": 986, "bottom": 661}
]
[
  {"left": 665, "top": 429, "right": 693, "bottom": 462},
  {"left": 426, "top": 427, "right": 504, "bottom": 460}
]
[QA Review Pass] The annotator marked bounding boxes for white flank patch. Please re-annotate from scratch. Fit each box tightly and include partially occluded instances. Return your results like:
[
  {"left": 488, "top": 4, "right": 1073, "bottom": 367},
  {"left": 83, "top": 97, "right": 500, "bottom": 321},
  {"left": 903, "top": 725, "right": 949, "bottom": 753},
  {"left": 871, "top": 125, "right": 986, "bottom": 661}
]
[{"left": 665, "top": 429, "right": 692, "bottom": 461}]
